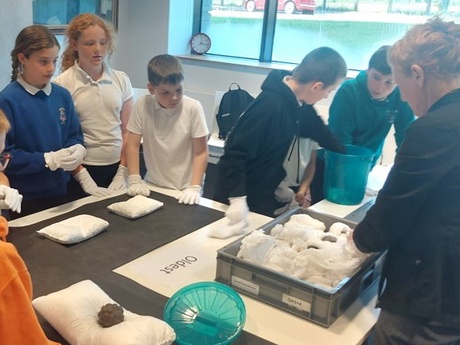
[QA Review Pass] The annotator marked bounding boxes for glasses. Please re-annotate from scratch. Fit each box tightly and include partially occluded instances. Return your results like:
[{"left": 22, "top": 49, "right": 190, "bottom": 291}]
[{"left": 0, "top": 152, "right": 11, "bottom": 171}]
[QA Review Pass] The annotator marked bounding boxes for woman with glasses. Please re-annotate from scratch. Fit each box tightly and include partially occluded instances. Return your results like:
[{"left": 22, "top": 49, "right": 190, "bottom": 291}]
[{"left": 351, "top": 18, "right": 460, "bottom": 344}]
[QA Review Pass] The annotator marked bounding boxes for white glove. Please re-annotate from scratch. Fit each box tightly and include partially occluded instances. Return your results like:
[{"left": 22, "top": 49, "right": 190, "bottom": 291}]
[
  {"left": 73, "top": 168, "right": 111, "bottom": 197},
  {"left": 60, "top": 144, "right": 87, "bottom": 171},
  {"left": 225, "top": 196, "right": 249, "bottom": 225},
  {"left": 44, "top": 144, "right": 86, "bottom": 171},
  {"left": 44, "top": 148, "right": 73, "bottom": 171},
  {"left": 0, "top": 185, "right": 22, "bottom": 213},
  {"left": 127, "top": 174, "right": 150, "bottom": 197},
  {"left": 177, "top": 185, "right": 201, "bottom": 205},
  {"left": 108, "top": 165, "right": 128, "bottom": 191},
  {"left": 208, "top": 219, "right": 249, "bottom": 239},
  {"left": 275, "top": 180, "right": 295, "bottom": 203}
]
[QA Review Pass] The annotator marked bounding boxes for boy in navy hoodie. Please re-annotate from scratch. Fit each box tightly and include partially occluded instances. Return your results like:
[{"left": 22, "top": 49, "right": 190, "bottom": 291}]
[{"left": 211, "top": 47, "right": 346, "bottom": 238}]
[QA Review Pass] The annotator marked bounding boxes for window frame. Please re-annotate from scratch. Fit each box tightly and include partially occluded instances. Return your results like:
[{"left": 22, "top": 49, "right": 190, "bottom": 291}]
[
  {"left": 33, "top": 0, "right": 119, "bottom": 34},
  {"left": 195, "top": 0, "right": 456, "bottom": 70},
  {"left": 194, "top": 0, "right": 279, "bottom": 62}
]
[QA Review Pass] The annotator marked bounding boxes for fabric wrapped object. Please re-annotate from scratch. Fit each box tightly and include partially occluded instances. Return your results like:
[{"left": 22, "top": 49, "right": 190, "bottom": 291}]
[
  {"left": 36, "top": 214, "right": 109, "bottom": 244},
  {"left": 107, "top": 195, "right": 164, "bottom": 219},
  {"left": 32, "top": 280, "right": 176, "bottom": 345}
]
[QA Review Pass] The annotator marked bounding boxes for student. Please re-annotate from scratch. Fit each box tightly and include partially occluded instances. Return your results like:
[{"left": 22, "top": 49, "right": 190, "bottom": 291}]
[
  {"left": 54, "top": 13, "right": 134, "bottom": 197},
  {"left": 125, "top": 54, "right": 209, "bottom": 205},
  {"left": 352, "top": 18, "right": 460, "bottom": 344},
  {"left": 310, "top": 45, "right": 416, "bottom": 203},
  {"left": 0, "top": 110, "right": 22, "bottom": 214},
  {"left": 328, "top": 45, "right": 414, "bottom": 159},
  {"left": 212, "top": 47, "right": 347, "bottom": 237},
  {"left": 0, "top": 111, "right": 59, "bottom": 345},
  {"left": 0, "top": 25, "right": 85, "bottom": 217}
]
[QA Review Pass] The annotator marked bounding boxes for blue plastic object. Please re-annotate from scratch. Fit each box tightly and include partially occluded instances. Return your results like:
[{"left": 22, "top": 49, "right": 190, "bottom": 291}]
[
  {"left": 324, "top": 145, "right": 375, "bottom": 205},
  {"left": 163, "top": 281, "right": 246, "bottom": 345}
]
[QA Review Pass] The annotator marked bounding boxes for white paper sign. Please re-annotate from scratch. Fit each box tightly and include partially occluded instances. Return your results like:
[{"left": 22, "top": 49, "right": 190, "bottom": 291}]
[{"left": 115, "top": 242, "right": 216, "bottom": 291}]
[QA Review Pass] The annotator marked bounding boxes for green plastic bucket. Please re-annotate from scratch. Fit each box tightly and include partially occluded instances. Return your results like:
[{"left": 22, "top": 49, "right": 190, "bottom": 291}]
[
  {"left": 163, "top": 281, "right": 246, "bottom": 345},
  {"left": 324, "top": 145, "right": 375, "bottom": 205}
]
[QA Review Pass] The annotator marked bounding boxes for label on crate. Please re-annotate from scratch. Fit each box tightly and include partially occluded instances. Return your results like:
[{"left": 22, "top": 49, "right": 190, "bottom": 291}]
[
  {"left": 282, "top": 294, "right": 311, "bottom": 313},
  {"left": 231, "top": 276, "right": 260, "bottom": 295}
]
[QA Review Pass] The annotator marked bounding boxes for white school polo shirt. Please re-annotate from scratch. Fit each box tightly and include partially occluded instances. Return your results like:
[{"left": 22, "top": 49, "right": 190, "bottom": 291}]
[
  {"left": 283, "top": 137, "right": 319, "bottom": 187},
  {"left": 127, "top": 94, "right": 209, "bottom": 190},
  {"left": 54, "top": 62, "right": 133, "bottom": 165}
]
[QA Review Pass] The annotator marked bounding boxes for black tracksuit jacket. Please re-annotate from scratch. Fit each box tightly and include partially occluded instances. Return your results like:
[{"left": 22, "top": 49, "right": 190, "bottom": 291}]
[{"left": 215, "top": 69, "right": 344, "bottom": 216}]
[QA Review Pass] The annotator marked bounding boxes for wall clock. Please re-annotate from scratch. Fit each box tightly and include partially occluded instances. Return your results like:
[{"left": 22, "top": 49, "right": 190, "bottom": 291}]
[{"left": 190, "top": 33, "right": 211, "bottom": 55}]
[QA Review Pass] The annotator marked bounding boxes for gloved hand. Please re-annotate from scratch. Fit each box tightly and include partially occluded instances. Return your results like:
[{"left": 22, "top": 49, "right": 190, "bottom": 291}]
[
  {"left": 127, "top": 174, "right": 150, "bottom": 197},
  {"left": 60, "top": 144, "right": 86, "bottom": 171},
  {"left": 208, "top": 219, "right": 249, "bottom": 239},
  {"left": 225, "top": 196, "right": 249, "bottom": 225},
  {"left": 275, "top": 181, "right": 295, "bottom": 203},
  {"left": 177, "top": 185, "right": 201, "bottom": 205},
  {"left": 73, "top": 168, "right": 111, "bottom": 197},
  {"left": 44, "top": 147, "right": 73, "bottom": 171},
  {"left": 0, "top": 185, "right": 22, "bottom": 213},
  {"left": 44, "top": 144, "right": 86, "bottom": 171},
  {"left": 108, "top": 165, "right": 128, "bottom": 191}
]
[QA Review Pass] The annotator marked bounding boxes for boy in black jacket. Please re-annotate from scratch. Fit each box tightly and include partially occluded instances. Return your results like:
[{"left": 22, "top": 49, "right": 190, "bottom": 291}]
[{"left": 211, "top": 47, "right": 346, "bottom": 238}]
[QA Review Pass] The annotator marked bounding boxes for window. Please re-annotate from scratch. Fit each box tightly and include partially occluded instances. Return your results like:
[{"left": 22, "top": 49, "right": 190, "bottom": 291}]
[
  {"left": 33, "top": 0, "right": 118, "bottom": 33},
  {"left": 198, "top": 0, "right": 459, "bottom": 70}
]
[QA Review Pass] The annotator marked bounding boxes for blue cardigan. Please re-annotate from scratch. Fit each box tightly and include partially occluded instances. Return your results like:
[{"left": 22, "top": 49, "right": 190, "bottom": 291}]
[{"left": 0, "top": 81, "right": 83, "bottom": 199}]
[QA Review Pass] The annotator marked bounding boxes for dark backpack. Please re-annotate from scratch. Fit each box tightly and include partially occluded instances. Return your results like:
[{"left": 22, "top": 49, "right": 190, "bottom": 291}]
[{"left": 216, "top": 83, "right": 254, "bottom": 140}]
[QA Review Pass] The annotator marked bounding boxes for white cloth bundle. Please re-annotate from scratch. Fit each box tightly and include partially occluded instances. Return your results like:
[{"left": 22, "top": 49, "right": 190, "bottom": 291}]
[
  {"left": 107, "top": 195, "right": 164, "bottom": 219},
  {"left": 37, "top": 214, "right": 109, "bottom": 244},
  {"left": 32, "top": 280, "right": 176, "bottom": 345}
]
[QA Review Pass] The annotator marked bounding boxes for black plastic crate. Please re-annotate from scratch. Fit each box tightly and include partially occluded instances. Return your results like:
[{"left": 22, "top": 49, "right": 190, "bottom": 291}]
[{"left": 215, "top": 207, "right": 384, "bottom": 328}]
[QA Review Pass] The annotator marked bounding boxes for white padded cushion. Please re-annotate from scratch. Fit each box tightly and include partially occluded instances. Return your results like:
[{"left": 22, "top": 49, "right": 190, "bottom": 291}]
[
  {"left": 107, "top": 195, "right": 164, "bottom": 219},
  {"left": 36, "top": 214, "right": 109, "bottom": 244},
  {"left": 32, "top": 280, "right": 176, "bottom": 345}
]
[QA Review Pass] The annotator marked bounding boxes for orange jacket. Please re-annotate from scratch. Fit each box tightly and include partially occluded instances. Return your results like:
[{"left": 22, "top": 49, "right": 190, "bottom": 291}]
[{"left": 0, "top": 217, "right": 60, "bottom": 345}]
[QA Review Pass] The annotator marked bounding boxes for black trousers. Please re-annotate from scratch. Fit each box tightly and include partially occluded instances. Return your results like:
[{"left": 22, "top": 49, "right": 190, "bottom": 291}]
[{"left": 370, "top": 309, "right": 460, "bottom": 345}]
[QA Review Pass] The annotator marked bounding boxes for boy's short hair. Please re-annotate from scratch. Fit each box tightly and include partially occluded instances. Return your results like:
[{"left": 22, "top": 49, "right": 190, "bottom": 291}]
[
  {"left": 0, "top": 110, "right": 11, "bottom": 133},
  {"left": 292, "top": 47, "right": 347, "bottom": 87},
  {"left": 368, "top": 45, "right": 392, "bottom": 75},
  {"left": 147, "top": 54, "right": 184, "bottom": 86}
]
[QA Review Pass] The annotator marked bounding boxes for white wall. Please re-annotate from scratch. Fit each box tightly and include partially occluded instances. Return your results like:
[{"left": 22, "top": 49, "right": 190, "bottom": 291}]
[
  {"left": 112, "top": 0, "right": 170, "bottom": 89},
  {"left": 0, "top": 0, "right": 33, "bottom": 89}
]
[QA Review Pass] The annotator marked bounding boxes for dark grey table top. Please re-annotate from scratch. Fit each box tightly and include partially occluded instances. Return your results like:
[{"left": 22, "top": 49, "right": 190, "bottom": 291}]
[{"left": 9, "top": 192, "right": 274, "bottom": 345}]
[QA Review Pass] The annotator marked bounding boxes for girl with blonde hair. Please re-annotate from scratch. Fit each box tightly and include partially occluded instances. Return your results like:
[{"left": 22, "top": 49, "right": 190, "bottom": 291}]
[{"left": 55, "top": 13, "right": 134, "bottom": 197}]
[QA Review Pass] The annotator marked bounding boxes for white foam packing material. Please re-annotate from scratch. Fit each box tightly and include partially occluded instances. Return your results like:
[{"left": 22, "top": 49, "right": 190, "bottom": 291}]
[{"left": 237, "top": 216, "right": 369, "bottom": 289}]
